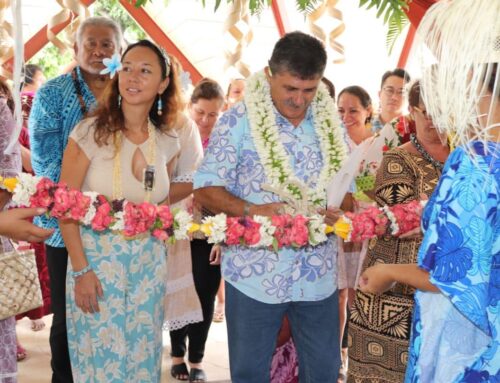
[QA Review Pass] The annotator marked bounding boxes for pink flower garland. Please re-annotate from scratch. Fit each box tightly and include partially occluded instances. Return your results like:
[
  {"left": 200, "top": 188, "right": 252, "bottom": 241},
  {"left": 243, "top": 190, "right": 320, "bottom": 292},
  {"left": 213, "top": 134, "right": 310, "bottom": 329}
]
[
  {"left": 9, "top": 174, "right": 426, "bottom": 247},
  {"left": 338, "top": 200, "right": 425, "bottom": 242}
]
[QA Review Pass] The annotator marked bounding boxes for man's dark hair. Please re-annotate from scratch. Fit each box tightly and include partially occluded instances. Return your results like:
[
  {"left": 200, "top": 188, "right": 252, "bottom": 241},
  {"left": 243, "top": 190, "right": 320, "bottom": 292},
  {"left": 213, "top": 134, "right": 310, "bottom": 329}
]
[
  {"left": 380, "top": 68, "right": 411, "bottom": 89},
  {"left": 269, "top": 31, "right": 327, "bottom": 79}
]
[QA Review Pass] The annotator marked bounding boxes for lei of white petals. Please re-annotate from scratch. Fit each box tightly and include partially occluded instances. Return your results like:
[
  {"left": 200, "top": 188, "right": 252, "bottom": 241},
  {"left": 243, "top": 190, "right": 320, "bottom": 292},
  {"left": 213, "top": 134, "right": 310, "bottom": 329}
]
[
  {"left": 81, "top": 191, "right": 99, "bottom": 226},
  {"left": 252, "top": 215, "right": 276, "bottom": 247},
  {"left": 202, "top": 213, "right": 227, "bottom": 244},
  {"left": 245, "top": 70, "right": 346, "bottom": 207},
  {"left": 382, "top": 205, "right": 399, "bottom": 235},
  {"left": 308, "top": 214, "right": 328, "bottom": 245},
  {"left": 11, "top": 173, "right": 41, "bottom": 207},
  {"left": 110, "top": 207, "right": 125, "bottom": 231},
  {"left": 174, "top": 210, "right": 194, "bottom": 240}
]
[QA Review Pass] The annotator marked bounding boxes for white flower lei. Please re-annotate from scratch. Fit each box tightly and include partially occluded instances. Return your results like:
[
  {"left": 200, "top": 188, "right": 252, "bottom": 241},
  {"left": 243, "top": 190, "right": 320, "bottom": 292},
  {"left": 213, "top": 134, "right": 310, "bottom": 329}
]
[{"left": 245, "top": 70, "right": 347, "bottom": 208}]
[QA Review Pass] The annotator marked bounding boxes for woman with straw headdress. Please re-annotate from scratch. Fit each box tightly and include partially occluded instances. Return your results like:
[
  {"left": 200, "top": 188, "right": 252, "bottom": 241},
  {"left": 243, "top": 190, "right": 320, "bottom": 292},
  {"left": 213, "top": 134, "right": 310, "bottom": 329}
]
[{"left": 358, "top": 1, "right": 499, "bottom": 381}]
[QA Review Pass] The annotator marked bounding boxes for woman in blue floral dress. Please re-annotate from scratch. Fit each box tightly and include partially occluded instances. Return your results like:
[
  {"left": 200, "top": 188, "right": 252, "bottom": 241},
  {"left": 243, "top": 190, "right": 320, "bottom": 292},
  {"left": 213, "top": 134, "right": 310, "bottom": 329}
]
[{"left": 357, "top": 1, "right": 499, "bottom": 381}]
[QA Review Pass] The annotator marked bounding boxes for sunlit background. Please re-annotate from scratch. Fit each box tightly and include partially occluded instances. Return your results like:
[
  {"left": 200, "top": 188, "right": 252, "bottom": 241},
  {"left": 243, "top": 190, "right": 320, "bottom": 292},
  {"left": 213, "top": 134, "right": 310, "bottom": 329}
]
[{"left": 12, "top": 0, "right": 420, "bottom": 108}]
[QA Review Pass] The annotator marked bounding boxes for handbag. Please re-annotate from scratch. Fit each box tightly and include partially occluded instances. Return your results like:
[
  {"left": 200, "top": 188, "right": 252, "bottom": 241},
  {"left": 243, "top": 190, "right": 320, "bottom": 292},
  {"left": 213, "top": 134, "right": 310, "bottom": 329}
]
[{"left": 0, "top": 247, "right": 42, "bottom": 320}]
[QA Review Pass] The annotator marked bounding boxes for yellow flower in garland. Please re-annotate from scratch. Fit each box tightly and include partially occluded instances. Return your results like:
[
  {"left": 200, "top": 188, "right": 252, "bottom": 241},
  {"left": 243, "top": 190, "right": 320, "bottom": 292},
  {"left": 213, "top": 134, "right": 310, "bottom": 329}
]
[
  {"left": 333, "top": 217, "right": 351, "bottom": 240},
  {"left": 324, "top": 224, "right": 335, "bottom": 235},
  {"left": 0, "top": 176, "right": 18, "bottom": 193}
]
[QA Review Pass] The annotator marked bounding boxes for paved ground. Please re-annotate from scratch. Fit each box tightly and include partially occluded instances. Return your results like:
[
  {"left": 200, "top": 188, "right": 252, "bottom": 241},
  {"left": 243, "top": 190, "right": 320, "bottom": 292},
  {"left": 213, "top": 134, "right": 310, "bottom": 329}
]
[{"left": 16, "top": 315, "right": 231, "bottom": 382}]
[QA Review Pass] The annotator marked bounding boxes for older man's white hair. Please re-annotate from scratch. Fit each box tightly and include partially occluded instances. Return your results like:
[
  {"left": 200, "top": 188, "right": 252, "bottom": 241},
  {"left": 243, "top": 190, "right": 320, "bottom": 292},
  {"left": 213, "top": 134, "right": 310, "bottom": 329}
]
[{"left": 75, "top": 16, "right": 124, "bottom": 52}]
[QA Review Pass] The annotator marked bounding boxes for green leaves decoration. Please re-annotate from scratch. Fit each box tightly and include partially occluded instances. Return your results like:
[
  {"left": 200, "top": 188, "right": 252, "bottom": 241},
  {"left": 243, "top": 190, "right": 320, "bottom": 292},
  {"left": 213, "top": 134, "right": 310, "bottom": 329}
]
[{"left": 359, "top": 0, "right": 411, "bottom": 54}]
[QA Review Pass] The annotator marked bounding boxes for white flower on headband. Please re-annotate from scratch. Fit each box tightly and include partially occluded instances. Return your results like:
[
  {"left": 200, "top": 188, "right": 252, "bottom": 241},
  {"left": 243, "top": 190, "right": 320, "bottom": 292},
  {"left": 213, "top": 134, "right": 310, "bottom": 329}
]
[{"left": 100, "top": 53, "right": 123, "bottom": 79}]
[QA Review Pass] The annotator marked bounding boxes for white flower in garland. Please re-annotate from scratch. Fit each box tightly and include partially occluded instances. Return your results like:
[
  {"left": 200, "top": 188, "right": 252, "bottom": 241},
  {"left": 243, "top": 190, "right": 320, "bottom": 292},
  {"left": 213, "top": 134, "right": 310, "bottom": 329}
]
[
  {"left": 245, "top": 70, "right": 347, "bottom": 209},
  {"left": 203, "top": 213, "right": 227, "bottom": 244},
  {"left": 382, "top": 205, "right": 399, "bottom": 235},
  {"left": 81, "top": 191, "right": 99, "bottom": 226},
  {"left": 308, "top": 214, "right": 328, "bottom": 245},
  {"left": 12, "top": 173, "right": 41, "bottom": 207},
  {"left": 253, "top": 215, "right": 275, "bottom": 247},
  {"left": 110, "top": 208, "right": 125, "bottom": 232},
  {"left": 174, "top": 210, "right": 193, "bottom": 240}
]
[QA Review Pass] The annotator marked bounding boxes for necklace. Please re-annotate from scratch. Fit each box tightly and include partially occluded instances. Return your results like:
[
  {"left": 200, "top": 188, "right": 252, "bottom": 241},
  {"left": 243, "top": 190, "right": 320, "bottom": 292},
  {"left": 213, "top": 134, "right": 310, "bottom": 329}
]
[
  {"left": 410, "top": 134, "right": 444, "bottom": 171},
  {"left": 72, "top": 68, "right": 87, "bottom": 116},
  {"left": 113, "top": 121, "right": 156, "bottom": 203},
  {"left": 245, "top": 70, "right": 347, "bottom": 208}
]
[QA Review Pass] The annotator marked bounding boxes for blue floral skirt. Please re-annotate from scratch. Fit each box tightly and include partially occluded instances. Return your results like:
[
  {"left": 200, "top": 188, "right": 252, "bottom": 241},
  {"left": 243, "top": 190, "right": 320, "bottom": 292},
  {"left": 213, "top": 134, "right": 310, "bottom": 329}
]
[{"left": 66, "top": 228, "right": 167, "bottom": 382}]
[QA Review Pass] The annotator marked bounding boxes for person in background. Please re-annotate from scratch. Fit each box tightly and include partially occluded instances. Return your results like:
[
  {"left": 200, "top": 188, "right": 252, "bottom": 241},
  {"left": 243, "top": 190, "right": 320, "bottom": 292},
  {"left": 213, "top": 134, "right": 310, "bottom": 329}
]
[
  {"left": 225, "top": 78, "right": 245, "bottom": 110},
  {"left": 336, "top": 85, "right": 374, "bottom": 382},
  {"left": 162, "top": 55, "right": 205, "bottom": 376},
  {"left": 19, "top": 63, "right": 45, "bottom": 173},
  {"left": 0, "top": 77, "right": 22, "bottom": 382},
  {"left": 194, "top": 31, "right": 347, "bottom": 383},
  {"left": 169, "top": 78, "right": 225, "bottom": 382},
  {"left": 29, "top": 16, "right": 123, "bottom": 382},
  {"left": 347, "top": 80, "right": 450, "bottom": 383},
  {"left": 213, "top": 77, "right": 248, "bottom": 324},
  {"left": 15, "top": 63, "right": 50, "bottom": 364},
  {"left": 371, "top": 68, "right": 411, "bottom": 133}
]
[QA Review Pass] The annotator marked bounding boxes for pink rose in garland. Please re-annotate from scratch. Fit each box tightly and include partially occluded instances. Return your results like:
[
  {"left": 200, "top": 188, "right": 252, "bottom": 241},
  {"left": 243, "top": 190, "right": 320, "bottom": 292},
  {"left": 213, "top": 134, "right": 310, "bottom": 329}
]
[
  {"left": 345, "top": 206, "right": 389, "bottom": 242},
  {"left": 271, "top": 214, "right": 293, "bottom": 248},
  {"left": 389, "top": 200, "right": 423, "bottom": 235},
  {"left": 226, "top": 217, "right": 245, "bottom": 245},
  {"left": 290, "top": 215, "right": 309, "bottom": 247},
  {"left": 152, "top": 205, "right": 174, "bottom": 241},
  {"left": 91, "top": 195, "right": 114, "bottom": 232},
  {"left": 225, "top": 217, "right": 262, "bottom": 246},
  {"left": 242, "top": 218, "right": 261, "bottom": 246},
  {"left": 29, "top": 177, "right": 56, "bottom": 209},
  {"left": 50, "top": 187, "right": 91, "bottom": 220},
  {"left": 124, "top": 202, "right": 157, "bottom": 237}
]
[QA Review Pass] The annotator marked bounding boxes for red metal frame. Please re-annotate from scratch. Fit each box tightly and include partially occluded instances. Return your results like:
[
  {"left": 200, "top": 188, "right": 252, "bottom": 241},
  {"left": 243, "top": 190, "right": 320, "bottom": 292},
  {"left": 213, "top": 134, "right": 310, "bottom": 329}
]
[
  {"left": 271, "top": 0, "right": 290, "bottom": 37},
  {"left": 119, "top": 0, "right": 203, "bottom": 84},
  {"left": 397, "top": 24, "right": 416, "bottom": 68},
  {"left": 2, "top": 0, "right": 95, "bottom": 74}
]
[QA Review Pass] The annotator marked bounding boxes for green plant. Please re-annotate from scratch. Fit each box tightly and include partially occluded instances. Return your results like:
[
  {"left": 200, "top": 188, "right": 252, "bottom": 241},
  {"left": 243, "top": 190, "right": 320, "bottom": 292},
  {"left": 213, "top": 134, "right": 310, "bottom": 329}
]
[
  {"left": 29, "top": 0, "right": 147, "bottom": 79},
  {"left": 358, "top": 0, "right": 410, "bottom": 53},
  {"left": 94, "top": 0, "right": 147, "bottom": 42},
  {"left": 30, "top": 44, "right": 74, "bottom": 80}
]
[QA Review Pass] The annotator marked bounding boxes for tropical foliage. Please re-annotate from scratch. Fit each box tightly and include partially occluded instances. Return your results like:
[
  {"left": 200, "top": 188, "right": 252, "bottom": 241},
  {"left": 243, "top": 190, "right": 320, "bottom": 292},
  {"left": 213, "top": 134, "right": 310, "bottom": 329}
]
[
  {"left": 358, "top": 0, "right": 410, "bottom": 53},
  {"left": 126, "top": 0, "right": 410, "bottom": 52}
]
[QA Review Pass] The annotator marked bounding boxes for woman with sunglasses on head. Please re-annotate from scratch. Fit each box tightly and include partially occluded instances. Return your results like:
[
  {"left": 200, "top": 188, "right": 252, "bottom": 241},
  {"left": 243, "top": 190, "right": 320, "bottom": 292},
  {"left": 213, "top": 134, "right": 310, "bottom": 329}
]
[
  {"left": 346, "top": 80, "right": 450, "bottom": 383},
  {"left": 59, "top": 40, "right": 183, "bottom": 382}
]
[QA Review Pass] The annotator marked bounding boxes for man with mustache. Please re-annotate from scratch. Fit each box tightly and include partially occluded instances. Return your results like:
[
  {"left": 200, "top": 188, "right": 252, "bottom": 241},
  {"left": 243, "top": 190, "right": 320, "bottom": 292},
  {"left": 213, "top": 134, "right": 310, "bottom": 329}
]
[{"left": 194, "top": 31, "right": 347, "bottom": 383}]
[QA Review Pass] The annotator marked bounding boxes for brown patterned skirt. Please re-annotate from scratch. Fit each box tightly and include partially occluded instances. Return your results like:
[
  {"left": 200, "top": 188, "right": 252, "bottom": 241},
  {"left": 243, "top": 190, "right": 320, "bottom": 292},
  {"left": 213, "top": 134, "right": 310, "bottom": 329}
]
[{"left": 347, "top": 236, "right": 420, "bottom": 383}]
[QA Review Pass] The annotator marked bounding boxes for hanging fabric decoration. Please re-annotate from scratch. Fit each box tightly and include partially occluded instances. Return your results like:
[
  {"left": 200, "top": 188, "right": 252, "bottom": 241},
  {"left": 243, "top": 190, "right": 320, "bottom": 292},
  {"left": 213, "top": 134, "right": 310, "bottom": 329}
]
[
  {"left": 47, "top": 0, "right": 90, "bottom": 53},
  {"left": 0, "top": 0, "right": 14, "bottom": 79},
  {"left": 307, "top": 0, "right": 346, "bottom": 64},
  {"left": 223, "top": 0, "right": 253, "bottom": 78}
]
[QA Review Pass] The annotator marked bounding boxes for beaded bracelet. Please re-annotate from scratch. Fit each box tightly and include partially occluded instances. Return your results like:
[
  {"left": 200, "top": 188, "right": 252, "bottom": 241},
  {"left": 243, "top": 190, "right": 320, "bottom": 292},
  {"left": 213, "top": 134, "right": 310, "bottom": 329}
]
[{"left": 72, "top": 265, "right": 92, "bottom": 279}]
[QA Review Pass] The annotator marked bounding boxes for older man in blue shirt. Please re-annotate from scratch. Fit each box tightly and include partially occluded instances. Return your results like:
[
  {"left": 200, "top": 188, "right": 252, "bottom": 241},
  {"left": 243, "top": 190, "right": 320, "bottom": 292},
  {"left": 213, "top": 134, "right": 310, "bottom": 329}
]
[
  {"left": 194, "top": 32, "right": 347, "bottom": 382},
  {"left": 29, "top": 16, "right": 122, "bottom": 382}
]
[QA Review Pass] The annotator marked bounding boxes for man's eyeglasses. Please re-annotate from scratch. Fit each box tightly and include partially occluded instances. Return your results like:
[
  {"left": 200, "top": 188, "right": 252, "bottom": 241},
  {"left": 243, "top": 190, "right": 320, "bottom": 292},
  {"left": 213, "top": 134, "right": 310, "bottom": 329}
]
[{"left": 382, "top": 86, "right": 405, "bottom": 98}]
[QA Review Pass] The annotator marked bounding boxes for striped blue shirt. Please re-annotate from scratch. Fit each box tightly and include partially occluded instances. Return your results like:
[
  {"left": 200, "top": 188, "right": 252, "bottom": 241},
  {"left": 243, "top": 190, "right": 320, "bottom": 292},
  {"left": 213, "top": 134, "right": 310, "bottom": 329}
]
[{"left": 29, "top": 67, "right": 96, "bottom": 248}]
